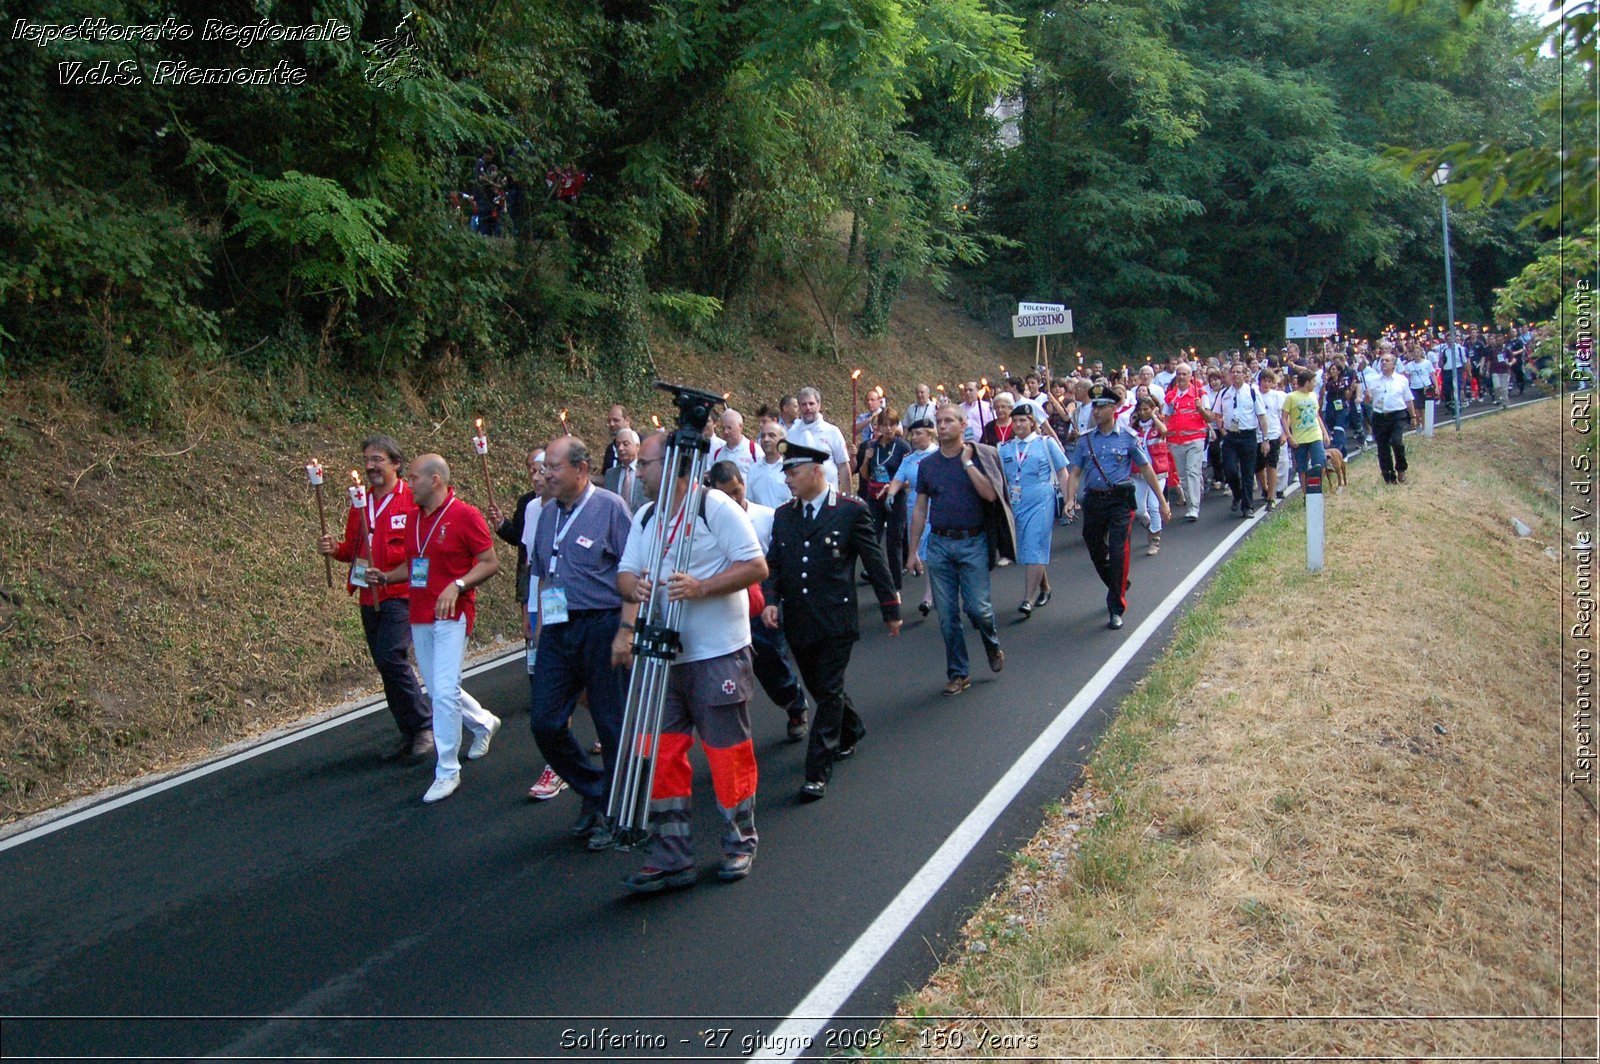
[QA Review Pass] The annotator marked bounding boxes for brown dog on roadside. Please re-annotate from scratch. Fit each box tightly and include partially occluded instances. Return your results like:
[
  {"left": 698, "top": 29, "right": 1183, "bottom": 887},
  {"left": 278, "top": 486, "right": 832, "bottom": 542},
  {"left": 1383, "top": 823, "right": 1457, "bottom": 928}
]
[{"left": 1323, "top": 447, "right": 1347, "bottom": 492}]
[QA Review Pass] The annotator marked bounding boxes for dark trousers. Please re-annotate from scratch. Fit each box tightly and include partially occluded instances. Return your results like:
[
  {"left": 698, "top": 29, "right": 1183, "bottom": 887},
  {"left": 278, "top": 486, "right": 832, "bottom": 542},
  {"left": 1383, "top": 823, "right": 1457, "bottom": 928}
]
[
  {"left": 751, "top": 621, "right": 807, "bottom": 716},
  {"left": 865, "top": 493, "right": 906, "bottom": 590},
  {"left": 1207, "top": 436, "right": 1225, "bottom": 485},
  {"left": 1373, "top": 411, "right": 1408, "bottom": 482},
  {"left": 1441, "top": 368, "right": 1458, "bottom": 409},
  {"left": 529, "top": 610, "right": 624, "bottom": 805},
  {"left": 361, "top": 599, "right": 432, "bottom": 737},
  {"left": 1221, "top": 430, "right": 1260, "bottom": 510},
  {"left": 1082, "top": 488, "right": 1136, "bottom": 616},
  {"left": 790, "top": 636, "right": 863, "bottom": 785}
]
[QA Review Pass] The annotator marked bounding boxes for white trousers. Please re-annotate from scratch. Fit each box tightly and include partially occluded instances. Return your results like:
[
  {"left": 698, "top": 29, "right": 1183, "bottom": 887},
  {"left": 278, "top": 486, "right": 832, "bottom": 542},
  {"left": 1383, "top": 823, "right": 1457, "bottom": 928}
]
[
  {"left": 412, "top": 618, "right": 494, "bottom": 780},
  {"left": 1169, "top": 440, "right": 1206, "bottom": 516}
]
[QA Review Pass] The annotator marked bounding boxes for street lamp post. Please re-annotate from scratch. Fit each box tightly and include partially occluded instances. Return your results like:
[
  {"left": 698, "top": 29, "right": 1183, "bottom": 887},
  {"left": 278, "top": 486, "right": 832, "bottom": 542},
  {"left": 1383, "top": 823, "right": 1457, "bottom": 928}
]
[{"left": 1432, "top": 164, "right": 1463, "bottom": 434}]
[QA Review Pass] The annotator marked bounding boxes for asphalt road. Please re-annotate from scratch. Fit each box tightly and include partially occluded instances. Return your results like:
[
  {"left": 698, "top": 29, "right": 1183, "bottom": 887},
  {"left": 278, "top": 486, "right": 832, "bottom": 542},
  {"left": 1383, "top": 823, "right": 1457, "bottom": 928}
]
[{"left": 0, "top": 393, "right": 1547, "bottom": 1062}]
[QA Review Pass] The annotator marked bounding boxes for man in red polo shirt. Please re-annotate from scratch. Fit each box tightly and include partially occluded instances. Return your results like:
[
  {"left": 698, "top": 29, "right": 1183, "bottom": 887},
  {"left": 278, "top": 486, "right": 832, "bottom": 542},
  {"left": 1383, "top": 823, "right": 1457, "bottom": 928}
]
[
  {"left": 370, "top": 453, "right": 503, "bottom": 803},
  {"left": 318, "top": 434, "right": 433, "bottom": 760},
  {"left": 1163, "top": 363, "right": 1209, "bottom": 522}
]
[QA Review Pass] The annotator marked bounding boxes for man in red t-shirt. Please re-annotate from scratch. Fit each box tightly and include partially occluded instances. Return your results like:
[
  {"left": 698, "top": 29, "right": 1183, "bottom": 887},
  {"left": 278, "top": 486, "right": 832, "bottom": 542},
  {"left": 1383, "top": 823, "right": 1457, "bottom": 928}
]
[
  {"left": 371, "top": 453, "right": 503, "bottom": 803},
  {"left": 1163, "top": 363, "right": 1210, "bottom": 522},
  {"left": 318, "top": 435, "right": 433, "bottom": 760}
]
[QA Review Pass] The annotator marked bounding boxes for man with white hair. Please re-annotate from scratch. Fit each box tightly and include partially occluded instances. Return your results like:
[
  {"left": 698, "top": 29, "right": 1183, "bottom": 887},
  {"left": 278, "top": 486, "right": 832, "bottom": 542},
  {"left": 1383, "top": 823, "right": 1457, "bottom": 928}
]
[
  {"left": 369, "top": 453, "right": 503, "bottom": 803},
  {"left": 901, "top": 383, "right": 937, "bottom": 431},
  {"left": 602, "top": 428, "right": 646, "bottom": 510},
  {"left": 784, "top": 386, "right": 851, "bottom": 488},
  {"left": 716, "top": 408, "right": 759, "bottom": 473},
  {"left": 746, "top": 420, "right": 791, "bottom": 508}
]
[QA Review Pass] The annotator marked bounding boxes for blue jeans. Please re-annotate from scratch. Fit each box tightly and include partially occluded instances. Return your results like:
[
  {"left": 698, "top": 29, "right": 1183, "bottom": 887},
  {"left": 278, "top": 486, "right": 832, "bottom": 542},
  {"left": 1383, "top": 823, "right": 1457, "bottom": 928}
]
[
  {"left": 530, "top": 609, "right": 624, "bottom": 804},
  {"left": 926, "top": 532, "right": 997, "bottom": 680},
  {"left": 1293, "top": 439, "right": 1325, "bottom": 475}
]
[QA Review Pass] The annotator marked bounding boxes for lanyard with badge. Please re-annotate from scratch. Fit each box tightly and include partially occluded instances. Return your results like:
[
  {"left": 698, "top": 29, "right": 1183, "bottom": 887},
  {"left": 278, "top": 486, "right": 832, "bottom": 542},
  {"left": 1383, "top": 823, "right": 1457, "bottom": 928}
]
[
  {"left": 539, "top": 484, "right": 595, "bottom": 625},
  {"left": 351, "top": 488, "right": 397, "bottom": 589},
  {"left": 411, "top": 495, "right": 455, "bottom": 589},
  {"left": 1005, "top": 439, "right": 1034, "bottom": 505}
]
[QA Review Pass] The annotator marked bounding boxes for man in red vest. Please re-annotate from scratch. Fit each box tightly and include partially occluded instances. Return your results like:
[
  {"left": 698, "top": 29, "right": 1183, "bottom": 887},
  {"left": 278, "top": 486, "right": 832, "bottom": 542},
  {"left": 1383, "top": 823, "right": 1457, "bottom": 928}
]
[
  {"left": 319, "top": 435, "right": 433, "bottom": 760},
  {"left": 1163, "top": 364, "right": 1209, "bottom": 522}
]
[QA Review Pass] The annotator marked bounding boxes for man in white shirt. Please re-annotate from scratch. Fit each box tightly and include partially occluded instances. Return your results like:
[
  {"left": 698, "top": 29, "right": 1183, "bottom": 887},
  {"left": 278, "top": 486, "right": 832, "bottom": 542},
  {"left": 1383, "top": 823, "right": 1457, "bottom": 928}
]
[
  {"left": 746, "top": 421, "right": 792, "bottom": 509},
  {"left": 1205, "top": 362, "right": 1271, "bottom": 516},
  {"left": 960, "top": 380, "right": 994, "bottom": 442},
  {"left": 715, "top": 408, "right": 759, "bottom": 474},
  {"left": 785, "top": 386, "right": 851, "bottom": 488},
  {"left": 1153, "top": 356, "right": 1178, "bottom": 392},
  {"left": 901, "top": 383, "right": 937, "bottom": 432},
  {"left": 1368, "top": 353, "right": 1416, "bottom": 485},
  {"left": 1435, "top": 338, "right": 1468, "bottom": 412},
  {"left": 612, "top": 431, "right": 768, "bottom": 892}
]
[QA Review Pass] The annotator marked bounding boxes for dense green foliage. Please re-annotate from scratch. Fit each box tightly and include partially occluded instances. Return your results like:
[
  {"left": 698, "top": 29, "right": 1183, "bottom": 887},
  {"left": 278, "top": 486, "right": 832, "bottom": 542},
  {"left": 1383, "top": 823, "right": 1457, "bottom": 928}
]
[
  {"left": 0, "top": 0, "right": 1572, "bottom": 420},
  {"left": 977, "top": 0, "right": 1563, "bottom": 347}
]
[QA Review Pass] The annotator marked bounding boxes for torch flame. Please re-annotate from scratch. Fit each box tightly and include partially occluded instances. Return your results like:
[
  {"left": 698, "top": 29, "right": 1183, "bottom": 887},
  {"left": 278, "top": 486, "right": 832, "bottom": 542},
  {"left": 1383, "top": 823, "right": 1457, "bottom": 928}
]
[
  {"left": 651, "top": 415, "right": 661, "bottom": 428},
  {"left": 850, "top": 369, "right": 862, "bottom": 380},
  {"left": 350, "top": 469, "right": 360, "bottom": 484},
  {"left": 475, "top": 418, "right": 484, "bottom": 432}
]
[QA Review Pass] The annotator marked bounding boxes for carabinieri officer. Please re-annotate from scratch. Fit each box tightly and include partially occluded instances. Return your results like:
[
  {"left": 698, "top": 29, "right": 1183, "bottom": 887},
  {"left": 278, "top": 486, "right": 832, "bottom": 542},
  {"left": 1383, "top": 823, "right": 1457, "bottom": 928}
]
[
  {"left": 761, "top": 441, "right": 902, "bottom": 801},
  {"left": 1063, "top": 384, "right": 1171, "bottom": 630}
]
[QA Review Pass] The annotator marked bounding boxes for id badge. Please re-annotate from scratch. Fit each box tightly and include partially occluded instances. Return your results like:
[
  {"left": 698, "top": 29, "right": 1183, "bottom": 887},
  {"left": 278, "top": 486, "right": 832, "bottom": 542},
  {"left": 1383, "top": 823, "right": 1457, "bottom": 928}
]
[
  {"left": 410, "top": 558, "right": 429, "bottom": 588},
  {"left": 1333, "top": 400, "right": 1344, "bottom": 411},
  {"left": 540, "top": 586, "right": 570, "bottom": 625},
  {"left": 350, "top": 560, "right": 370, "bottom": 588},
  {"left": 1009, "top": 484, "right": 1023, "bottom": 506},
  {"left": 525, "top": 641, "right": 538, "bottom": 675}
]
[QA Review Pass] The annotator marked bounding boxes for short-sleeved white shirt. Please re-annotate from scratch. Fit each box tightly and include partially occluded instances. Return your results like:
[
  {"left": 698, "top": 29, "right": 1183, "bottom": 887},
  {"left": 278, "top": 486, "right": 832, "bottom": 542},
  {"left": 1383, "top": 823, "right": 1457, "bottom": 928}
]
[
  {"left": 745, "top": 457, "right": 791, "bottom": 509},
  {"left": 785, "top": 417, "right": 850, "bottom": 487},
  {"left": 619, "top": 487, "right": 763, "bottom": 663},
  {"left": 1259, "top": 389, "right": 1287, "bottom": 440}
]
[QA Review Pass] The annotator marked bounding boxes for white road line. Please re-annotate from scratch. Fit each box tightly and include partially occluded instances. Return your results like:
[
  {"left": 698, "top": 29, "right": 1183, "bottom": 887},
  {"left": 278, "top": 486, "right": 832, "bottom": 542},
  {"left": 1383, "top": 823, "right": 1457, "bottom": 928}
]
[
  {"left": 0, "top": 646, "right": 525, "bottom": 853},
  {"left": 754, "top": 395, "right": 1558, "bottom": 1060}
]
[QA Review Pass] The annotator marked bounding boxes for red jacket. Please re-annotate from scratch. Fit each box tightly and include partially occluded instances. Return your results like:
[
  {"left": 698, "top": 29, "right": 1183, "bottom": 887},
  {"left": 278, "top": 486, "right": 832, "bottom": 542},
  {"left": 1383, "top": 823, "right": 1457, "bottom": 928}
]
[
  {"left": 332, "top": 479, "right": 419, "bottom": 606},
  {"left": 1164, "top": 383, "right": 1209, "bottom": 445}
]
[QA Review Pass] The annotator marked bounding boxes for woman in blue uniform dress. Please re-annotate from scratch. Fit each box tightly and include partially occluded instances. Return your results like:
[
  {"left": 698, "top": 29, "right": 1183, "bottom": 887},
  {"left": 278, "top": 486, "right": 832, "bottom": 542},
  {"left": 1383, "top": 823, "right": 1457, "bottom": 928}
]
[{"left": 998, "top": 401, "right": 1071, "bottom": 617}]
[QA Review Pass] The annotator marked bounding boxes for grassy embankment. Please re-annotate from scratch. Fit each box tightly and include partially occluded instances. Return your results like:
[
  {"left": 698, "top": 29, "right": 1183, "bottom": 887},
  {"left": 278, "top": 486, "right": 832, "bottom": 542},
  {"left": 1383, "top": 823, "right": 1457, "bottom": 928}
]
[
  {"left": 890, "top": 400, "right": 1596, "bottom": 1061},
  {"left": 0, "top": 283, "right": 1013, "bottom": 824}
]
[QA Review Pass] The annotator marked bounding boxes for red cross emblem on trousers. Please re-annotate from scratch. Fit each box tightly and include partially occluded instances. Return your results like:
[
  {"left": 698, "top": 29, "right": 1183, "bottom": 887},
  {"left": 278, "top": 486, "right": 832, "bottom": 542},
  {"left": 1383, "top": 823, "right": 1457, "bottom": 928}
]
[{"left": 721, "top": 679, "right": 737, "bottom": 695}]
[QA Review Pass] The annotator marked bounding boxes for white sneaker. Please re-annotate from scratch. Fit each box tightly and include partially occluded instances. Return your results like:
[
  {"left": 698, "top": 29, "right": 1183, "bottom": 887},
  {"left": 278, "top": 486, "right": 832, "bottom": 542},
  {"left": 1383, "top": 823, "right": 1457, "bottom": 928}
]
[
  {"left": 423, "top": 776, "right": 460, "bottom": 803},
  {"left": 465, "top": 714, "right": 501, "bottom": 760},
  {"left": 528, "top": 765, "right": 568, "bottom": 801}
]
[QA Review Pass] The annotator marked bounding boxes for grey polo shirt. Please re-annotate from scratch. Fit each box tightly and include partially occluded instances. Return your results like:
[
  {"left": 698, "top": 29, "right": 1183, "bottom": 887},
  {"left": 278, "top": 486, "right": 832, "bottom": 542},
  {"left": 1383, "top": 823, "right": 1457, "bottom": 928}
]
[{"left": 530, "top": 485, "right": 634, "bottom": 612}]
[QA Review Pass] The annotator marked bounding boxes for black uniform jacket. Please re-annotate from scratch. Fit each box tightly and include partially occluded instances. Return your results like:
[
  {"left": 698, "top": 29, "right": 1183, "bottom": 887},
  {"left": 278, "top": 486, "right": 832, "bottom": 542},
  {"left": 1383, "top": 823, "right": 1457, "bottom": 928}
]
[{"left": 763, "top": 489, "right": 901, "bottom": 648}]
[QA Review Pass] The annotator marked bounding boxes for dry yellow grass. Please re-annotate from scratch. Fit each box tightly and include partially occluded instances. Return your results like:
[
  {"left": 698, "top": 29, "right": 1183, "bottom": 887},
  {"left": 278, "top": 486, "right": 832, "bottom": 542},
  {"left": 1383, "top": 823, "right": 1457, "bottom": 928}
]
[
  {"left": 0, "top": 282, "right": 1012, "bottom": 823},
  {"left": 897, "top": 400, "right": 1596, "bottom": 1061}
]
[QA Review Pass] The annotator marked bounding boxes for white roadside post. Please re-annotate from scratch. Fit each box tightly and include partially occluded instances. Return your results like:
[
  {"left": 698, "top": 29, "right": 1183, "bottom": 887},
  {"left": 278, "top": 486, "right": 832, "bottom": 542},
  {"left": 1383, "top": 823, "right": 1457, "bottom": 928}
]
[
  {"left": 1423, "top": 398, "right": 1436, "bottom": 437},
  {"left": 1306, "top": 463, "right": 1325, "bottom": 572}
]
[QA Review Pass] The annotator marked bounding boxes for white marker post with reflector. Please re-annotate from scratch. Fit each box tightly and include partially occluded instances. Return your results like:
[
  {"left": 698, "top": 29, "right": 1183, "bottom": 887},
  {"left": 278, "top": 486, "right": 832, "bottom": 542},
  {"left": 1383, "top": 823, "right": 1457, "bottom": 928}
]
[{"left": 1305, "top": 464, "right": 1325, "bottom": 572}]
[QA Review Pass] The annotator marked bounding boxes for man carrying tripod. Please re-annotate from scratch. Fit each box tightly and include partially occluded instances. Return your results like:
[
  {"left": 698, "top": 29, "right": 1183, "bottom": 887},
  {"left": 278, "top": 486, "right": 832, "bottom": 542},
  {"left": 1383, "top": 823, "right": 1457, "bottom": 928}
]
[{"left": 612, "top": 426, "right": 768, "bottom": 893}]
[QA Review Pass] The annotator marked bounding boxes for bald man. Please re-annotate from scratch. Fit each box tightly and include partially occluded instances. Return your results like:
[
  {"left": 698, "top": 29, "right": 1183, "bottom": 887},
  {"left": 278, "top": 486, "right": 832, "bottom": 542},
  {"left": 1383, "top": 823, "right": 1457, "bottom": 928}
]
[{"left": 373, "top": 453, "right": 503, "bottom": 802}]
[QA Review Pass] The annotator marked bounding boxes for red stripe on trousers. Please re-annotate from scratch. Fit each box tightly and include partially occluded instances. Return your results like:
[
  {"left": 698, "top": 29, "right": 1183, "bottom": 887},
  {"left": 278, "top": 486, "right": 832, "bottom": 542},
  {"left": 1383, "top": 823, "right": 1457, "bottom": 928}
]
[{"left": 1118, "top": 509, "right": 1133, "bottom": 611}]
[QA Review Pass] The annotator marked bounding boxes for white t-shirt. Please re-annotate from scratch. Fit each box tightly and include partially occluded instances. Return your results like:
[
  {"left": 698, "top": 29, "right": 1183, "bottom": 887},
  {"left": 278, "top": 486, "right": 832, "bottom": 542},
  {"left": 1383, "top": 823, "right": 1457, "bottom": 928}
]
[
  {"left": 1401, "top": 359, "right": 1434, "bottom": 388},
  {"left": 619, "top": 487, "right": 763, "bottom": 664},
  {"left": 715, "top": 435, "right": 759, "bottom": 475},
  {"left": 785, "top": 417, "right": 850, "bottom": 486},
  {"left": 745, "top": 457, "right": 791, "bottom": 509},
  {"left": 1259, "top": 388, "right": 1287, "bottom": 441},
  {"left": 518, "top": 496, "right": 547, "bottom": 563},
  {"left": 745, "top": 501, "right": 775, "bottom": 551}
]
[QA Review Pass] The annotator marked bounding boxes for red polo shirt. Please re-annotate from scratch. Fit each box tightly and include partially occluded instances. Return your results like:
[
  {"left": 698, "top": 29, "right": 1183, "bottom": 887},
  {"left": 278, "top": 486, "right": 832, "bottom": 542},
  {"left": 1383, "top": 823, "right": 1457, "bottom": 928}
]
[
  {"left": 405, "top": 490, "right": 493, "bottom": 633},
  {"left": 331, "top": 480, "right": 419, "bottom": 606}
]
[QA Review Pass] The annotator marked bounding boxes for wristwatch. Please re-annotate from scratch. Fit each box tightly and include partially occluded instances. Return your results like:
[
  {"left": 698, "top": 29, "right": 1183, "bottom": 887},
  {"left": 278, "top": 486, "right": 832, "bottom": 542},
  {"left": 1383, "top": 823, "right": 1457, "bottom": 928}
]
[
  {"left": 453, "top": 579, "right": 467, "bottom": 592},
  {"left": 963, "top": 460, "right": 975, "bottom": 469}
]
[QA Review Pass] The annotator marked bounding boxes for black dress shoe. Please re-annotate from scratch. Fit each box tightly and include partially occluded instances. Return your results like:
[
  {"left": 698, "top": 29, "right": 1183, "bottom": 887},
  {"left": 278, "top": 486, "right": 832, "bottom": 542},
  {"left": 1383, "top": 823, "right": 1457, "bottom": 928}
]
[
  {"left": 1018, "top": 600, "right": 1033, "bottom": 618},
  {"left": 717, "top": 853, "right": 754, "bottom": 882},
  {"left": 918, "top": 601, "right": 931, "bottom": 617},
  {"left": 836, "top": 742, "right": 857, "bottom": 760},
  {"left": 622, "top": 866, "right": 698, "bottom": 893},
  {"left": 799, "top": 781, "right": 826, "bottom": 801},
  {"left": 569, "top": 805, "right": 603, "bottom": 837},
  {"left": 1034, "top": 589, "right": 1052, "bottom": 607}
]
